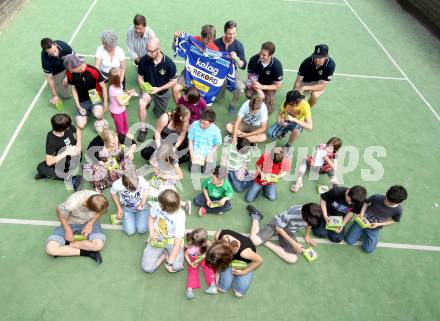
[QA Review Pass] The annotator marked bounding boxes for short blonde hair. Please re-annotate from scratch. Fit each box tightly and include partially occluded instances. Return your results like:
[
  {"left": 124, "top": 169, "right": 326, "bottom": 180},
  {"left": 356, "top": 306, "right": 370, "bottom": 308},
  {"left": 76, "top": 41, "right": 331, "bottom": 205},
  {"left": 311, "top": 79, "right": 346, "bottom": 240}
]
[
  {"left": 158, "top": 189, "right": 180, "bottom": 213},
  {"left": 101, "top": 128, "right": 118, "bottom": 147}
]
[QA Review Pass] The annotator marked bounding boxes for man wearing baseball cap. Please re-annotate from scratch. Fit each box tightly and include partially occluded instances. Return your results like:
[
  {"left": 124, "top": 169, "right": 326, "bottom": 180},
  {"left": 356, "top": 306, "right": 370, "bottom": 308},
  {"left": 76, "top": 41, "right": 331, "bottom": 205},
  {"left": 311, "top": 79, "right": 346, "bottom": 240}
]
[
  {"left": 294, "top": 44, "right": 336, "bottom": 107},
  {"left": 63, "top": 54, "right": 108, "bottom": 130}
]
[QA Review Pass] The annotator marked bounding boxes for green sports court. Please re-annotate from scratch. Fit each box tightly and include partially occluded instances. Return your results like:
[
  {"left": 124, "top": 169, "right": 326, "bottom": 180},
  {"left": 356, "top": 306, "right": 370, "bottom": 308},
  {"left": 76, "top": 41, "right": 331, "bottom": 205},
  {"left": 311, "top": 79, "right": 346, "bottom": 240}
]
[{"left": 0, "top": 0, "right": 439, "bottom": 320}]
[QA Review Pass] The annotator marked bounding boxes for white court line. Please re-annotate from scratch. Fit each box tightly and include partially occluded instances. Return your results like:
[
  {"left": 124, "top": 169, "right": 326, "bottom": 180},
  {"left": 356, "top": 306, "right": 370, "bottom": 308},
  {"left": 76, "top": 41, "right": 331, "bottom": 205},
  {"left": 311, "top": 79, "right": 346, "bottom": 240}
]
[
  {"left": 0, "top": 0, "right": 98, "bottom": 168},
  {"left": 344, "top": 0, "right": 440, "bottom": 122},
  {"left": 78, "top": 53, "right": 406, "bottom": 81},
  {"left": 285, "top": 0, "right": 347, "bottom": 5},
  {"left": 1, "top": 217, "right": 439, "bottom": 252}
]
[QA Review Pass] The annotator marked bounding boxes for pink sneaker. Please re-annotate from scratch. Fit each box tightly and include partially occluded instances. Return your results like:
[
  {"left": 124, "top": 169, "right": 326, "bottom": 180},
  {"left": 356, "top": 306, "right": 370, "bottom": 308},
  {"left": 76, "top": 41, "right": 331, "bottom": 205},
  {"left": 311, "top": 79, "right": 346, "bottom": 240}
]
[{"left": 198, "top": 207, "right": 207, "bottom": 217}]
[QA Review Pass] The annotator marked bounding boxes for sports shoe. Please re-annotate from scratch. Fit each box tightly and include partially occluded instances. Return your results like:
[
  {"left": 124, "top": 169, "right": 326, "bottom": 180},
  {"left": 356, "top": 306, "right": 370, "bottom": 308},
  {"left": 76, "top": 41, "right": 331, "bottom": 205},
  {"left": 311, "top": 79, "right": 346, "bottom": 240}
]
[
  {"left": 228, "top": 104, "right": 237, "bottom": 114},
  {"left": 72, "top": 175, "right": 83, "bottom": 192},
  {"left": 34, "top": 172, "right": 47, "bottom": 180},
  {"left": 137, "top": 129, "right": 148, "bottom": 142},
  {"left": 198, "top": 207, "right": 207, "bottom": 217},
  {"left": 279, "top": 132, "right": 287, "bottom": 139},
  {"left": 205, "top": 285, "right": 218, "bottom": 294},
  {"left": 186, "top": 289, "right": 194, "bottom": 300},
  {"left": 246, "top": 205, "right": 264, "bottom": 220},
  {"left": 184, "top": 200, "right": 192, "bottom": 215}
]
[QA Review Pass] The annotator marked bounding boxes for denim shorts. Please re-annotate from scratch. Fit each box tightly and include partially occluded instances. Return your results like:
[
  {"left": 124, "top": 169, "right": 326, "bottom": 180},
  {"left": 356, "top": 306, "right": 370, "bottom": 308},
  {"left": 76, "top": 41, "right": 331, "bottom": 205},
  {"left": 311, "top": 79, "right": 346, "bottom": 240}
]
[
  {"left": 47, "top": 222, "right": 106, "bottom": 245},
  {"left": 218, "top": 267, "right": 254, "bottom": 296},
  {"left": 77, "top": 100, "right": 101, "bottom": 117}
]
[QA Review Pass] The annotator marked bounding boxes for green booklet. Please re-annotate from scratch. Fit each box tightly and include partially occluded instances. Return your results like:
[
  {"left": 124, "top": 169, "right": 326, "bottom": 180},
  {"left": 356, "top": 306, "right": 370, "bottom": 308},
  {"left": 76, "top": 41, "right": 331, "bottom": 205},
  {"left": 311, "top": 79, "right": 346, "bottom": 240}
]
[
  {"left": 326, "top": 216, "right": 343, "bottom": 231},
  {"left": 140, "top": 82, "right": 153, "bottom": 93},
  {"left": 303, "top": 248, "right": 319, "bottom": 262},
  {"left": 208, "top": 201, "right": 221, "bottom": 208},
  {"left": 109, "top": 214, "right": 122, "bottom": 225},
  {"left": 73, "top": 234, "right": 86, "bottom": 242},
  {"left": 149, "top": 237, "right": 167, "bottom": 248},
  {"left": 230, "top": 260, "right": 247, "bottom": 270},
  {"left": 355, "top": 215, "right": 371, "bottom": 229},
  {"left": 55, "top": 100, "right": 64, "bottom": 111},
  {"left": 264, "top": 173, "right": 279, "bottom": 183},
  {"left": 193, "top": 255, "right": 205, "bottom": 265},
  {"left": 317, "top": 185, "right": 329, "bottom": 194}
]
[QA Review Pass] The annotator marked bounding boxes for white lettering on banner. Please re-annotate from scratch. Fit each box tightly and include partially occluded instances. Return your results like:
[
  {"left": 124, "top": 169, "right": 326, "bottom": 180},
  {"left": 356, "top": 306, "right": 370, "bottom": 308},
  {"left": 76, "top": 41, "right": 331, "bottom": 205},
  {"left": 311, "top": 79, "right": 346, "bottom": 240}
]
[{"left": 195, "top": 58, "right": 220, "bottom": 76}]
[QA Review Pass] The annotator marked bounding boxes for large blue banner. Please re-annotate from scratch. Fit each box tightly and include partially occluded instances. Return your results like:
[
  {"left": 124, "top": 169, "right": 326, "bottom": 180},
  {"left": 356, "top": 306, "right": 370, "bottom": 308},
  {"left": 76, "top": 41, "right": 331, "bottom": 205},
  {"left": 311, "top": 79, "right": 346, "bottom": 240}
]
[{"left": 174, "top": 33, "right": 236, "bottom": 104}]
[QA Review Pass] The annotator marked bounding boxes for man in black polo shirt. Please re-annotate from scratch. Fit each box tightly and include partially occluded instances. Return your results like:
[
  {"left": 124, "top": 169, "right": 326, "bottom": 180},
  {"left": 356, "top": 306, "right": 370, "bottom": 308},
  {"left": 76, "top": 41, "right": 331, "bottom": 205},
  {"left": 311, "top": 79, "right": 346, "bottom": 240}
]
[
  {"left": 64, "top": 54, "right": 108, "bottom": 131},
  {"left": 246, "top": 41, "right": 283, "bottom": 114},
  {"left": 214, "top": 20, "right": 247, "bottom": 114},
  {"left": 41, "top": 38, "right": 74, "bottom": 106},
  {"left": 294, "top": 44, "right": 336, "bottom": 107},
  {"left": 137, "top": 37, "right": 177, "bottom": 142}
]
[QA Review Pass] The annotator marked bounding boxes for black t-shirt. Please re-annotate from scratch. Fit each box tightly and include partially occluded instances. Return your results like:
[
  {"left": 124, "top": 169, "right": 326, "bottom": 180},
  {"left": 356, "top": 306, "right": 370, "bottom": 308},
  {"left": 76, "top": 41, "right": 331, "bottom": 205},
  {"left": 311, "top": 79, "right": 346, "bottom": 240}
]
[
  {"left": 86, "top": 133, "right": 135, "bottom": 162},
  {"left": 218, "top": 229, "right": 256, "bottom": 263},
  {"left": 67, "top": 64, "right": 104, "bottom": 103},
  {"left": 247, "top": 54, "right": 283, "bottom": 85},
  {"left": 321, "top": 186, "right": 363, "bottom": 217},
  {"left": 41, "top": 40, "right": 73, "bottom": 75},
  {"left": 365, "top": 195, "right": 403, "bottom": 229},
  {"left": 138, "top": 53, "right": 177, "bottom": 95},
  {"left": 45, "top": 126, "right": 77, "bottom": 169},
  {"left": 213, "top": 38, "right": 247, "bottom": 70},
  {"left": 298, "top": 56, "right": 336, "bottom": 83}
]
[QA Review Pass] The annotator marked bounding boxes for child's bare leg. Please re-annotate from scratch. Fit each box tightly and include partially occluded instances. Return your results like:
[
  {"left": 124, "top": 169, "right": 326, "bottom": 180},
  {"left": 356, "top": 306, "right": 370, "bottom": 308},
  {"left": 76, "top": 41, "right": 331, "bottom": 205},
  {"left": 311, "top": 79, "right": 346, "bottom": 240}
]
[{"left": 264, "top": 241, "right": 298, "bottom": 264}]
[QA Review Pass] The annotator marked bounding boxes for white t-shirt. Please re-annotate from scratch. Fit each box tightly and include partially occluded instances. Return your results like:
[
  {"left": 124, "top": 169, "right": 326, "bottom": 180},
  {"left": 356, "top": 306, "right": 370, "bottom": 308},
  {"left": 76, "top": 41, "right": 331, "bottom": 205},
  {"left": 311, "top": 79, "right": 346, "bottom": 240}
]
[
  {"left": 150, "top": 202, "right": 185, "bottom": 238},
  {"left": 238, "top": 100, "right": 268, "bottom": 126},
  {"left": 95, "top": 45, "right": 126, "bottom": 74},
  {"left": 110, "top": 176, "right": 149, "bottom": 208}
]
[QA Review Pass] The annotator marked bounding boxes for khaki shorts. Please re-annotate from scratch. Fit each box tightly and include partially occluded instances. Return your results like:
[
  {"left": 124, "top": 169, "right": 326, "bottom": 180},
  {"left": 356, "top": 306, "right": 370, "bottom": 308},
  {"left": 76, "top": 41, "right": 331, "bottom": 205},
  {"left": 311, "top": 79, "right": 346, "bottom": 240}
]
[{"left": 53, "top": 71, "right": 71, "bottom": 99}]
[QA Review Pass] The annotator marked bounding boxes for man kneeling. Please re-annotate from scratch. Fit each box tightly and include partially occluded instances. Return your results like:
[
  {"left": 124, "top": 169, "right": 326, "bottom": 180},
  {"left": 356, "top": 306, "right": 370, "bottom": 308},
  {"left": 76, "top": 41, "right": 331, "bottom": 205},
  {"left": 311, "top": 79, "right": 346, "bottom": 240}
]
[{"left": 45, "top": 191, "right": 109, "bottom": 264}]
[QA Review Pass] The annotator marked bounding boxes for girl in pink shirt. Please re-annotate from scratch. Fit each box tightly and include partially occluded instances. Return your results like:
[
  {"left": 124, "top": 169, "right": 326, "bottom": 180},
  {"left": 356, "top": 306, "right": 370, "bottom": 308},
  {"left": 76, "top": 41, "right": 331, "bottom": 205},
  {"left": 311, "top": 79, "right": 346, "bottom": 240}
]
[{"left": 108, "top": 68, "right": 136, "bottom": 135}]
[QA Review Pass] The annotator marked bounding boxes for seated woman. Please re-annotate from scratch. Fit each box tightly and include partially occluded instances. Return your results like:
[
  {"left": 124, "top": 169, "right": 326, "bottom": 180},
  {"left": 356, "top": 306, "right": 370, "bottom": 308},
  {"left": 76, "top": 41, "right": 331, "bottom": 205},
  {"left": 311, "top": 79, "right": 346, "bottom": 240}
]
[
  {"left": 84, "top": 128, "right": 136, "bottom": 192},
  {"left": 95, "top": 30, "right": 126, "bottom": 88},
  {"left": 225, "top": 96, "right": 268, "bottom": 144},
  {"left": 267, "top": 90, "right": 312, "bottom": 148},
  {"left": 141, "top": 105, "right": 190, "bottom": 164},
  {"left": 205, "top": 229, "right": 263, "bottom": 298}
]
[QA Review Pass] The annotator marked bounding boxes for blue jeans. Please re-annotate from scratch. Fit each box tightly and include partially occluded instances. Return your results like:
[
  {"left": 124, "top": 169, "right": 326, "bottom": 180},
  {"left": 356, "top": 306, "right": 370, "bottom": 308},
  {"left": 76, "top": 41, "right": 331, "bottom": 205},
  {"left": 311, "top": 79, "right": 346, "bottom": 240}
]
[
  {"left": 194, "top": 193, "right": 232, "bottom": 214},
  {"left": 228, "top": 170, "right": 252, "bottom": 192},
  {"left": 344, "top": 222, "right": 380, "bottom": 253},
  {"left": 245, "top": 181, "right": 277, "bottom": 202},
  {"left": 312, "top": 220, "right": 344, "bottom": 243},
  {"left": 122, "top": 207, "right": 148, "bottom": 235},
  {"left": 218, "top": 267, "right": 254, "bottom": 296}
]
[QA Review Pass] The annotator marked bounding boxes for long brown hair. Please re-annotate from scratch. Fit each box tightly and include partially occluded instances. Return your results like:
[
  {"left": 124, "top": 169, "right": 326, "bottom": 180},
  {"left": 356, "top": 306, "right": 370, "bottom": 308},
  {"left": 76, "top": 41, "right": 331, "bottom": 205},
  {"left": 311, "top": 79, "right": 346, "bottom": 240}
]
[
  {"left": 326, "top": 137, "right": 342, "bottom": 153},
  {"left": 108, "top": 67, "right": 121, "bottom": 88},
  {"left": 205, "top": 239, "right": 239, "bottom": 271},
  {"left": 170, "top": 105, "right": 190, "bottom": 132}
]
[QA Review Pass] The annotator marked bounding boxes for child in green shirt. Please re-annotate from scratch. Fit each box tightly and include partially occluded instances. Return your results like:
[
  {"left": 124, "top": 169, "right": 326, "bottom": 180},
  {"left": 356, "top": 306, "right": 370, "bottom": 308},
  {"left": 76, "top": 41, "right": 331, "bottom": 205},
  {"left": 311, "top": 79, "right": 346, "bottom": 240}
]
[{"left": 194, "top": 165, "right": 234, "bottom": 216}]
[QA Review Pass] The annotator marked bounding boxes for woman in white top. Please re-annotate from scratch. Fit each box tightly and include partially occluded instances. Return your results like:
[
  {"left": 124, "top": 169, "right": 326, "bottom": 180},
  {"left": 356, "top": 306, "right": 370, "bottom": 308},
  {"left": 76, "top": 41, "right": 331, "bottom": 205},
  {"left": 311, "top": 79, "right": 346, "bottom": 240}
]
[{"left": 95, "top": 30, "right": 126, "bottom": 87}]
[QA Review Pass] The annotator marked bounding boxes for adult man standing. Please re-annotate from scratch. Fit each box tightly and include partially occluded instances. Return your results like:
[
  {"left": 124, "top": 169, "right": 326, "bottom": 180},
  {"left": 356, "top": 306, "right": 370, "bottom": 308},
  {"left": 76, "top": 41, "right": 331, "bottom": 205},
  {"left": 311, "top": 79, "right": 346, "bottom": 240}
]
[
  {"left": 214, "top": 20, "right": 247, "bottom": 114},
  {"left": 126, "top": 14, "right": 156, "bottom": 65},
  {"left": 137, "top": 37, "right": 177, "bottom": 142},
  {"left": 40, "top": 38, "right": 74, "bottom": 106},
  {"left": 294, "top": 44, "right": 336, "bottom": 107},
  {"left": 45, "top": 191, "right": 109, "bottom": 264},
  {"left": 63, "top": 54, "right": 108, "bottom": 130},
  {"left": 246, "top": 41, "right": 283, "bottom": 114}
]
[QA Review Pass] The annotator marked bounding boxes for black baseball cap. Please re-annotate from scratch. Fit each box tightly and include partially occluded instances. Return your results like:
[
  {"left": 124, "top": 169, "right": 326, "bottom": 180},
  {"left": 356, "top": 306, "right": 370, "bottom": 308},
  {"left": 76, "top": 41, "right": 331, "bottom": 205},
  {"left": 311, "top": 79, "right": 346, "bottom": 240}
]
[{"left": 313, "top": 44, "right": 329, "bottom": 57}]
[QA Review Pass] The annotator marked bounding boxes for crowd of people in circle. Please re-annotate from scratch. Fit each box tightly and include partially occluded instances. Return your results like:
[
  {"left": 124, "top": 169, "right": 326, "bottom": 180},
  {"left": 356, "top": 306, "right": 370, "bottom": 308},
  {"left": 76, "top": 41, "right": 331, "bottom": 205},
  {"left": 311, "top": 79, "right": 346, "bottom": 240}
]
[{"left": 38, "top": 14, "right": 408, "bottom": 299}]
